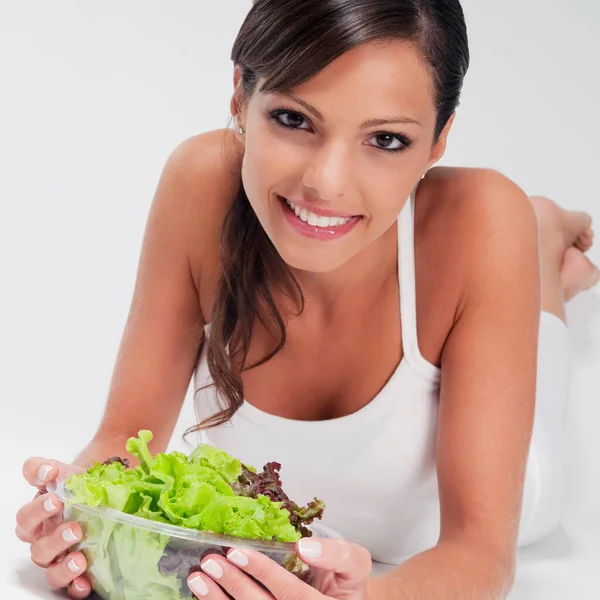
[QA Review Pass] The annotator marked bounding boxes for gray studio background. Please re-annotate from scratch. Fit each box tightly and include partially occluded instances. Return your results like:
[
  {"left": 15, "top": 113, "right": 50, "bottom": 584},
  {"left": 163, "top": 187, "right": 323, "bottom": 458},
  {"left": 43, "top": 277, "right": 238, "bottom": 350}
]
[{"left": 1, "top": 1, "right": 599, "bottom": 597}]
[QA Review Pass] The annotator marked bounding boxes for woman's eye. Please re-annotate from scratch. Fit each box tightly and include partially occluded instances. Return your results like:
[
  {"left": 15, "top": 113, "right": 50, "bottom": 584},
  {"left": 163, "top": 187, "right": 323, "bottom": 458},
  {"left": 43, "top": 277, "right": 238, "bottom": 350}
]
[
  {"left": 370, "top": 133, "right": 409, "bottom": 153},
  {"left": 271, "top": 110, "right": 310, "bottom": 130}
]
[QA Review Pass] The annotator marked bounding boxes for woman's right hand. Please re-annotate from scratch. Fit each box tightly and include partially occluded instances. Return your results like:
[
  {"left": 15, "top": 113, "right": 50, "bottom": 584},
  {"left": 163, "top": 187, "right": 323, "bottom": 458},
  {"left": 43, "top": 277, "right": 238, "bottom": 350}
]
[{"left": 16, "top": 457, "right": 92, "bottom": 598}]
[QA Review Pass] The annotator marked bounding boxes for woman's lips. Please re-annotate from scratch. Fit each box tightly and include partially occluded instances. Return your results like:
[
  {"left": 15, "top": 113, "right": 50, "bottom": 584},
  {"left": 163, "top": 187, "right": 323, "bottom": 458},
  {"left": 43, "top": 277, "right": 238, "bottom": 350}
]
[
  {"left": 277, "top": 195, "right": 361, "bottom": 241},
  {"left": 278, "top": 195, "right": 359, "bottom": 219}
]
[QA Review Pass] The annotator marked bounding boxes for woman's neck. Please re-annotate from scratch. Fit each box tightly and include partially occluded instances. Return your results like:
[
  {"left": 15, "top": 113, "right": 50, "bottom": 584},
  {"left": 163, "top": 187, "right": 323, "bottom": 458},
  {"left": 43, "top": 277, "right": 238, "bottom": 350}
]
[{"left": 289, "top": 222, "right": 399, "bottom": 320}]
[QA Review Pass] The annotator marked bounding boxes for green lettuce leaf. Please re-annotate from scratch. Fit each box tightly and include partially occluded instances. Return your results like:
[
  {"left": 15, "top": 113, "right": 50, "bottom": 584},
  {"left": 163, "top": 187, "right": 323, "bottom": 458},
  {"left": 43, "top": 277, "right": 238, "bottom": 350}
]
[
  {"left": 187, "top": 443, "right": 243, "bottom": 482},
  {"left": 125, "top": 430, "right": 155, "bottom": 474}
]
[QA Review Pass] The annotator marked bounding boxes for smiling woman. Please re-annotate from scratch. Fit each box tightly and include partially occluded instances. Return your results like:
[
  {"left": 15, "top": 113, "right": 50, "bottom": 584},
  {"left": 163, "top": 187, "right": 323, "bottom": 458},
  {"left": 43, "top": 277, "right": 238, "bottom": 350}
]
[{"left": 14, "top": 1, "right": 600, "bottom": 600}]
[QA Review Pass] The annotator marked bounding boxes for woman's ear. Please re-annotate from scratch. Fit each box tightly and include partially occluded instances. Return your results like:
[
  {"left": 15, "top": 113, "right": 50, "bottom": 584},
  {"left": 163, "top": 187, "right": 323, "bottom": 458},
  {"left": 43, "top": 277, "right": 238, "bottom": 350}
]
[
  {"left": 230, "top": 65, "right": 244, "bottom": 123},
  {"left": 428, "top": 112, "right": 456, "bottom": 167},
  {"left": 233, "top": 64, "right": 243, "bottom": 89}
]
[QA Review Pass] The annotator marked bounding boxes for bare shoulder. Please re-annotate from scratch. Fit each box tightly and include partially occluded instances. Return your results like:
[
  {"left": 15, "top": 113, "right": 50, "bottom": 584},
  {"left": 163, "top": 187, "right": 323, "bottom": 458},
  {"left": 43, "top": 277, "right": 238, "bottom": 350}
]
[
  {"left": 416, "top": 167, "right": 537, "bottom": 276},
  {"left": 161, "top": 128, "right": 242, "bottom": 226},
  {"left": 157, "top": 128, "right": 242, "bottom": 293},
  {"left": 413, "top": 167, "right": 539, "bottom": 361},
  {"left": 418, "top": 166, "right": 536, "bottom": 237},
  {"left": 166, "top": 128, "right": 242, "bottom": 184}
]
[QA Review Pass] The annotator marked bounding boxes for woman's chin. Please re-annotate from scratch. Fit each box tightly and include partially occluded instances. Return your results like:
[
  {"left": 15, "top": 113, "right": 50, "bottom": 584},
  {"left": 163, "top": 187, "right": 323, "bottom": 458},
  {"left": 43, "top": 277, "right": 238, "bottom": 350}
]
[{"left": 277, "top": 246, "right": 348, "bottom": 274}]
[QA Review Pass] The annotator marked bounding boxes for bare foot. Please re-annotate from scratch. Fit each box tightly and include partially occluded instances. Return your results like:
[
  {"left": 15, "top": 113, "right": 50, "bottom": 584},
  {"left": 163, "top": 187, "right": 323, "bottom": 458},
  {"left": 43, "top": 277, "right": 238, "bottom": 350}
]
[
  {"left": 530, "top": 195, "right": 599, "bottom": 300},
  {"left": 561, "top": 247, "right": 600, "bottom": 301},
  {"left": 531, "top": 195, "right": 593, "bottom": 253}
]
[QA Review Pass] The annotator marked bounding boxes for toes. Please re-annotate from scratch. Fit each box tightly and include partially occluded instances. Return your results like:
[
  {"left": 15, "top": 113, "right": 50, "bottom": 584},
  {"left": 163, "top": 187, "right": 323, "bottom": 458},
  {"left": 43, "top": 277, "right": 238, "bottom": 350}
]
[
  {"left": 567, "top": 213, "right": 593, "bottom": 247},
  {"left": 531, "top": 197, "right": 594, "bottom": 258},
  {"left": 560, "top": 247, "right": 599, "bottom": 300},
  {"left": 574, "top": 237, "right": 591, "bottom": 253},
  {"left": 572, "top": 226, "right": 594, "bottom": 253}
]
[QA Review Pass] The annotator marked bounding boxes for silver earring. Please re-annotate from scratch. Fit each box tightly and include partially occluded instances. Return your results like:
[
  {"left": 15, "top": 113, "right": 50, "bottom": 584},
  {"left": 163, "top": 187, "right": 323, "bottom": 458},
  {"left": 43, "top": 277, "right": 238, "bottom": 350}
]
[{"left": 239, "top": 127, "right": 244, "bottom": 134}]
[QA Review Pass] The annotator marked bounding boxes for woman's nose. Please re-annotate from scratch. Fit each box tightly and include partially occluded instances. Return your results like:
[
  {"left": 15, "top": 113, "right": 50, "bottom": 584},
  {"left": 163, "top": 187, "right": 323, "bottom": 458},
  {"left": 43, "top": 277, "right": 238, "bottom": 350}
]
[{"left": 301, "top": 141, "right": 351, "bottom": 201}]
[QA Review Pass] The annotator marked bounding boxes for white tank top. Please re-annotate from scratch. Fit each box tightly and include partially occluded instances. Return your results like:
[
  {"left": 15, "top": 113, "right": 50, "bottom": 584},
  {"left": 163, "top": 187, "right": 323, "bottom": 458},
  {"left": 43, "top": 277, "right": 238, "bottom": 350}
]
[{"left": 193, "top": 184, "right": 442, "bottom": 564}]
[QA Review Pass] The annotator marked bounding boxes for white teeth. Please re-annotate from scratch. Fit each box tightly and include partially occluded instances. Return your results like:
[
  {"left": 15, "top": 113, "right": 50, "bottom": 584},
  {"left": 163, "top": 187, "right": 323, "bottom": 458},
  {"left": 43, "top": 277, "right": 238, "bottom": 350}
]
[{"left": 283, "top": 197, "right": 352, "bottom": 228}]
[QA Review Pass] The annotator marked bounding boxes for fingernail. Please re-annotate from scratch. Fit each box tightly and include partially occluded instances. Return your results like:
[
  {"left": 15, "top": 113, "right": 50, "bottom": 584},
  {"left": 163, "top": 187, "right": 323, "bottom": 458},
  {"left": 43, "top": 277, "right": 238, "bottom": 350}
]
[
  {"left": 62, "top": 528, "right": 79, "bottom": 543},
  {"left": 37, "top": 464, "right": 52, "bottom": 484},
  {"left": 188, "top": 575, "right": 209, "bottom": 596},
  {"left": 43, "top": 497, "right": 57, "bottom": 513},
  {"left": 227, "top": 549, "right": 249, "bottom": 567},
  {"left": 74, "top": 582, "right": 86, "bottom": 593},
  {"left": 68, "top": 558, "right": 82, "bottom": 573},
  {"left": 201, "top": 558, "right": 223, "bottom": 579},
  {"left": 298, "top": 538, "right": 322, "bottom": 558}
]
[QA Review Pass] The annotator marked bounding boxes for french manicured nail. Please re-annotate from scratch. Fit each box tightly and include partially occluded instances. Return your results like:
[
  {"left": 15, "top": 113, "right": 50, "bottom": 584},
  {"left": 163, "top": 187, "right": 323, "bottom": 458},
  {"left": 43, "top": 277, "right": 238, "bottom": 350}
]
[
  {"left": 62, "top": 528, "right": 79, "bottom": 543},
  {"left": 298, "top": 538, "right": 322, "bottom": 558},
  {"left": 68, "top": 558, "right": 82, "bottom": 573},
  {"left": 188, "top": 575, "right": 209, "bottom": 596},
  {"left": 227, "top": 549, "right": 249, "bottom": 567},
  {"left": 74, "top": 582, "right": 86, "bottom": 593},
  {"left": 37, "top": 465, "right": 52, "bottom": 484},
  {"left": 201, "top": 558, "right": 223, "bottom": 579},
  {"left": 43, "top": 497, "right": 57, "bottom": 513}
]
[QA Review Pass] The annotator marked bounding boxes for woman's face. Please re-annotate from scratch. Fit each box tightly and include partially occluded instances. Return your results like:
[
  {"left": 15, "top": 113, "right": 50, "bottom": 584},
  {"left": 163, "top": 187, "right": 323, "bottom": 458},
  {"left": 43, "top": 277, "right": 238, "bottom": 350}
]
[{"left": 236, "top": 40, "right": 450, "bottom": 273}]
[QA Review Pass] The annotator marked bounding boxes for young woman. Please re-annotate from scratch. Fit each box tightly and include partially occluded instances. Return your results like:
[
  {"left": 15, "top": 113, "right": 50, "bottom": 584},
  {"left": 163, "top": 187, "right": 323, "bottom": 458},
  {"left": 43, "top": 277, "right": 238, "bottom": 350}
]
[{"left": 15, "top": 1, "right": 599, "bottom": 599}]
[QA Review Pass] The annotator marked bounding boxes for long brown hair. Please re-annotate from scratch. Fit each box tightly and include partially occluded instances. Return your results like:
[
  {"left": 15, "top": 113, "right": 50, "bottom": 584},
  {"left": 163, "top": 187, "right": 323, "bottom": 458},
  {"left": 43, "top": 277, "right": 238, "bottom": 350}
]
[{"left": 184, "top": 0, "right": 470, "bottom": 438}]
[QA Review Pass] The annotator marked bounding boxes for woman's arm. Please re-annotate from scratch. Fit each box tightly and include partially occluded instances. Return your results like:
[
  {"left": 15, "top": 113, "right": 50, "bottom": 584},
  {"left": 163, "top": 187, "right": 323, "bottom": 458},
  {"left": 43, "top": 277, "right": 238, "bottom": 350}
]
[
  {"left": 75, "top": 133, "right": 231, "bottom": 467},
  {"left": 370, "top": 170, "right": 541, "bottom": 599}
]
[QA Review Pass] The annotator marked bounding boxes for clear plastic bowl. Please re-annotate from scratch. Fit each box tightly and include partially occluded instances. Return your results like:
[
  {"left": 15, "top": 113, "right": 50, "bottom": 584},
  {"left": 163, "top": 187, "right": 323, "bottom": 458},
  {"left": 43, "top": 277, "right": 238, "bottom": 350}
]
[{"left": 48, "top": 480, "right": 339, "bottom": 600}]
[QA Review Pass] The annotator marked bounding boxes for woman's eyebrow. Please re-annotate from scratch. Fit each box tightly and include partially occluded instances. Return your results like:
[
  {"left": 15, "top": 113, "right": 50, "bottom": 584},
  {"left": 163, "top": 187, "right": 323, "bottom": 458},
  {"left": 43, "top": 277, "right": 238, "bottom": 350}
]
[
  {"left": 361, "top": 116, "right": 422, "bottom": 129},
  {"left": 277, "top": 90, "right": 422, "bottom": 129}
]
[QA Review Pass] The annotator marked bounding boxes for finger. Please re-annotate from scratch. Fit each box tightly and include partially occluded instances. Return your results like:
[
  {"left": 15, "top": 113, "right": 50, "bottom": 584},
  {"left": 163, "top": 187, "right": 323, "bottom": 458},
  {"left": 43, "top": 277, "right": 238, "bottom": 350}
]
[
  {"left": 22, "top": 457, "right": 84, "bottom": 490},
  {"left": 46, "top": 552, "right": 87, "bottom": 589},
  {"left": 22, "top": 458, "right": 61, "bottom": 490},
  {"left": 195, "top": 554, "right": 273, "bottom": 600},
  {"left": 30, "top": 522, "right": 82, "bottom": 568},
  {"left": 188, "top": 571, "right": 228, "bottom": 599},
  {"left": 224, "top": 548, "right": 312, "bottom": 600},
  {"left": 15, "top": 493, "right": 63, "bottom": 543},
  {"left": 67, "top": 575, "right": 92, "bottom": 598},
  {"left": 295, "top": 538, "right": 372, "bottom": 582}
]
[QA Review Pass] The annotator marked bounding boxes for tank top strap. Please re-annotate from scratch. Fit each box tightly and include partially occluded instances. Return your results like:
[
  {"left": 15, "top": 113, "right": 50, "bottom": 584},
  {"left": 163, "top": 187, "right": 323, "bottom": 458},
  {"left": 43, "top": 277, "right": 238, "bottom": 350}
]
[{"left": 397, "top": 182, "right": 441, "bottom": 382}]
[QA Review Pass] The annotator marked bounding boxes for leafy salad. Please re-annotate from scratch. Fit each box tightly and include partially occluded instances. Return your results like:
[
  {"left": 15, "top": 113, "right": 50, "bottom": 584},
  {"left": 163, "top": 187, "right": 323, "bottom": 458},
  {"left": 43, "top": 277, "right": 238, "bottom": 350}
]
[{"left": 61, "top": 431, "right": 325, "bottom": 599}]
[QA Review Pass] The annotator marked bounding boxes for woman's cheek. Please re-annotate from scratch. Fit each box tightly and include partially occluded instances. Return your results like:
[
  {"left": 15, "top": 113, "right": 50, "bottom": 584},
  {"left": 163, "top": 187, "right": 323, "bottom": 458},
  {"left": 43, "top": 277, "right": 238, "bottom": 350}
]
[
  {"left": 367, "top": 178, "right": 414, "bottom": 221},
  {"left": 241, "top": 152, "right": 268, "bottom": 208}
]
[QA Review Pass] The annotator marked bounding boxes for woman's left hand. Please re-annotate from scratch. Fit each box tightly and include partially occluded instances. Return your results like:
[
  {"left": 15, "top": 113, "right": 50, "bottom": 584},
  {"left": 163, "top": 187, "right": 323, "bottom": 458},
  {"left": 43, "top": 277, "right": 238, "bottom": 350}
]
[{"left": 187, "top": 538, "right": 372, "bottom": 600}]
